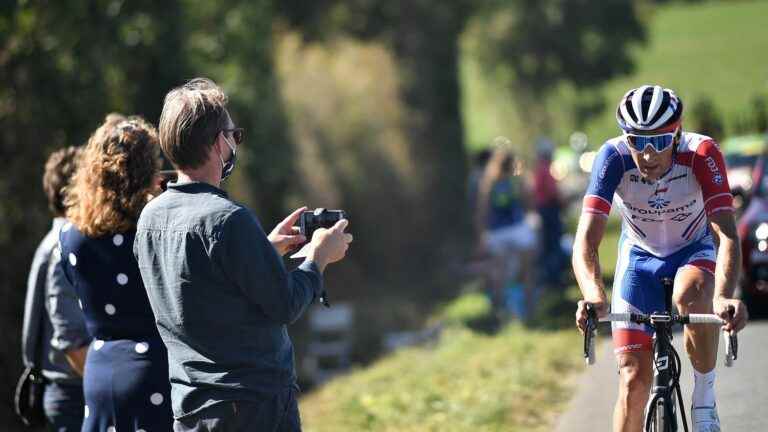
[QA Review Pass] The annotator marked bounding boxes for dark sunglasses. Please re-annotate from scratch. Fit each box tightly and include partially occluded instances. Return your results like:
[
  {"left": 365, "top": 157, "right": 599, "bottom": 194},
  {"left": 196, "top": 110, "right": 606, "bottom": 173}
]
[
  {"left": 221, "top": 128, "right": 245, "bottom": 145},
  {"left": 624, "top": 130, "right": 677, "bottom": 153}
]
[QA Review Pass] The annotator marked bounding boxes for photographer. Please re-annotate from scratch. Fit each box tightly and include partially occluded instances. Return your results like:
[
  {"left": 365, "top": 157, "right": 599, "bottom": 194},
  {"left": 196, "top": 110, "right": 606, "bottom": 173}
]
[{"left": 134, "top": 77, "right": 352, "bottom": 431}]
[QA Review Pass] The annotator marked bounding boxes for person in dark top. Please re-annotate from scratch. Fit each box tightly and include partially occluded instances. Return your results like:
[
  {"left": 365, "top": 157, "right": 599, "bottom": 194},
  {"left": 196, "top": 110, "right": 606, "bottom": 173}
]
[
  {"left": 475, "top": 147, "right": 537, "bottom": 318},
  {"left": 21, "top": 146, "right": 89, "bottom": 431},
  {"left": 532, "top": 139, "right": 566, "bottom": 286},
  {"left": 59, "top": 114, "right": 172, "bottom": 431},
  {"left": 134, "top": 77, "right": 352, "bottom": 431}
]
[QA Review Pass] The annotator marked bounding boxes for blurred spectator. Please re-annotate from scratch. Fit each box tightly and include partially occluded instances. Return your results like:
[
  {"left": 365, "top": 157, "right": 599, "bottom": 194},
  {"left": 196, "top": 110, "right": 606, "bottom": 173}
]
[
  {"left": 475, "top": 147, "right": 537, "bottom": 319},
  {"left": 467, "top": 149, "right": 492, "bottom": 215},
  {"left": 533, "top": 138, "right": 566, "bottom": 286},
  {"left": 59, "top": 114, "right": 172, "bottom": 431},
  {"left": 20, "top": 146, "right": 88, "bottom": 431}
]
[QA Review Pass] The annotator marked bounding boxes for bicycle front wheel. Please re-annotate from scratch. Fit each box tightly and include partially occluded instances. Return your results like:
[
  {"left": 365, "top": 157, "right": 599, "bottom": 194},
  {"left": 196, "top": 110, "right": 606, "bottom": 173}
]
[{"left": 648, "top": 397, "right": 674, "bottom": 432}]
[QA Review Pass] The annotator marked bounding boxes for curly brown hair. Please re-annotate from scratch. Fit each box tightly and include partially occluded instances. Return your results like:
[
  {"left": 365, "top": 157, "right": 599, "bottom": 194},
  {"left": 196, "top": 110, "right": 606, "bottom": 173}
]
[
  {"left": 65, "top": 114, "right": 161, "bottom": 237},
  {"left": 43, "top": 146, "right": 82, "bottom": 217}
]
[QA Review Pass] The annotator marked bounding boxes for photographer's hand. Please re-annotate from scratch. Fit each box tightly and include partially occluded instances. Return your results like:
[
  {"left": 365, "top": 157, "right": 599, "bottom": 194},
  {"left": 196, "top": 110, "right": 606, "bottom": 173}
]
[
  {"left": 307, "top": 219, "right": 353, "bottom": 273},
  {"left": 268, "top": 207, "right": 308, "bottom": 256}
]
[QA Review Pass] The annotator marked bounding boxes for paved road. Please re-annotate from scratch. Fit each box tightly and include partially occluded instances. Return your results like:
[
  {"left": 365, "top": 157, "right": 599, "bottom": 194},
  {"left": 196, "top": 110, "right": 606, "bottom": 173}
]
[{"left": 554, "top": 321, "right": 768, "bottom": 431}]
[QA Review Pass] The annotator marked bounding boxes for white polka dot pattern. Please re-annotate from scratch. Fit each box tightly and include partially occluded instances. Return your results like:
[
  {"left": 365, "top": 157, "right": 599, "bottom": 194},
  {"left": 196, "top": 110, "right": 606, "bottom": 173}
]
[
  {"left": 93, "top": 340, "right": 104, "bottom": 351},
  {"left": 68, "top": 253, "right": 77, "bottom": 266},
  {"left": 150, "top": 392, "right": 164, "bottom": 406},
  {"left": 113, "top": 234, "right": 124, "bottom": 246},
  {"left": 135, "top": 342, "right": 149, "bottom": 354},
  {"left": 116, "top": 273, "right": 129, "bottom": 285},
  {"left": 105, "top": 304, "right": 116, "bottom": 315}
]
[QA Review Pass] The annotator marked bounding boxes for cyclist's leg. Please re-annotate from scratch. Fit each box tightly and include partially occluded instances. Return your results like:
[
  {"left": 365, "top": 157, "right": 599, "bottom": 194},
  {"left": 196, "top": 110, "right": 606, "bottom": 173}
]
[
  {"left": 614, "top": 352, "right": 653, "bottom": 432},
  {"left": 671, "top": 238, "right": 721, "bottom": 428},
  {"left": 672, "top": 241, "right": 718, "bottom": 373},
  {"left": 610, "top": 236, "right": 665, "bottom": 431}
]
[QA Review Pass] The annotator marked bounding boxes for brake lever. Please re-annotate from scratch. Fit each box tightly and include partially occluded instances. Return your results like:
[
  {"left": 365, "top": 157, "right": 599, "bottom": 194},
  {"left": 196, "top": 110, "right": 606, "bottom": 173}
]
[
  {"left": 724, "top": 305, "right": 738, "bottom": 366},
  {"left": 584, "top": 303, "right": 597, "bottom": 366}
]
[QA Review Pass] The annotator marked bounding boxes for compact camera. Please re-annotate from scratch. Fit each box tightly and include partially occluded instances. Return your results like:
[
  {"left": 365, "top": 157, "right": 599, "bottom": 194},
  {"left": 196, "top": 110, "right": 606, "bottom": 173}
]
[{"left": 299, "top": 208, "right": 347, "bottom": 240}]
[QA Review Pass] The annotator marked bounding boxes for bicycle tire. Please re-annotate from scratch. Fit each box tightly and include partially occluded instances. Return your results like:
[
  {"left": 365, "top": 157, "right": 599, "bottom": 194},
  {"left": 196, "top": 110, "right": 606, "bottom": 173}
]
[
  {"left": 648, "top": 398, "right": 672, "bottom": 432},
  {"left": 655, "top": 398, "right": 666, "bottom": 431}
]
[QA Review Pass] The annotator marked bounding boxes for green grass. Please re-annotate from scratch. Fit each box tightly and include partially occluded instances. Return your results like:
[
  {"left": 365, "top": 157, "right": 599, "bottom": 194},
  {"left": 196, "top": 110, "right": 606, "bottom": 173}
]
[
  {"left": 299, "top": 219, "right": 621, "bottom": 431},
  {"left": 301, "top": 323, "right": 581, "bottom": 432},
  {"left": 462, "top": 0, "right": 768, "bottom": 152}
]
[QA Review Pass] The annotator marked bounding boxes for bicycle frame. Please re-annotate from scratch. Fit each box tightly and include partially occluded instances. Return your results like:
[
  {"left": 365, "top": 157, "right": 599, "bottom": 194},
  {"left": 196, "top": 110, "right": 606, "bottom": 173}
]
[
  {"left": 646, "top": 279, "right": 683, "bottom": 431},
  {"left": 644, "top": 312, "right": 685, "bottom": 431}
]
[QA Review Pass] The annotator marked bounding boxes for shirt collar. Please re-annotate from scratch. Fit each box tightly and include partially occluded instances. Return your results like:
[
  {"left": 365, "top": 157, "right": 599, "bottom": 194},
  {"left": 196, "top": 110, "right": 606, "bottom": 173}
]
[
  {"left": 52, "top": 217, "right": 67, "bottom": 231},
  {"left": 165, "top": 181, "right": 228, "bottom": 198}
]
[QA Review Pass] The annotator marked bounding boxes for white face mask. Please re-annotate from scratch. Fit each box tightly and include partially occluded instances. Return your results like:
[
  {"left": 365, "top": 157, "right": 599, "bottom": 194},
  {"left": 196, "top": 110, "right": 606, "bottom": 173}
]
[{"left": 218, "top": 135, "right": 237, "bottom": 181}]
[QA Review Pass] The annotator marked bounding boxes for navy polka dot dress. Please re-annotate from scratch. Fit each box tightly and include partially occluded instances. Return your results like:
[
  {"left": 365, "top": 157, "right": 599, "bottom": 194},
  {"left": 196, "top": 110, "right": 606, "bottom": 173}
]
[{"left": 59, "top": 223, "right": 172, "bottom": 432}]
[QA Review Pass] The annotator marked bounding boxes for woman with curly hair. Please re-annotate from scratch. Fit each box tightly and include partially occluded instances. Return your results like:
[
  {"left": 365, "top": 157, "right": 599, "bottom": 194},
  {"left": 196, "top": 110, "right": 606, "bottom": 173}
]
[{"left": 58, "top": 114, "right": 172, "bottom": 431}]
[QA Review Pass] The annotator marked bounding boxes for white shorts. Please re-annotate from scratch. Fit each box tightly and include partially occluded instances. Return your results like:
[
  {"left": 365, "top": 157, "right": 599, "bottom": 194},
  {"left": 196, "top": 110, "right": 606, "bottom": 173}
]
[{"left": 485, "top": 222, "right": 537, "bottom": 254}]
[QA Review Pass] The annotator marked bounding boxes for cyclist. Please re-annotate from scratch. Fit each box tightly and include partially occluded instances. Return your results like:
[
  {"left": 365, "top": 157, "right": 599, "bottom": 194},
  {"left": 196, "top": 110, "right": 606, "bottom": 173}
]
[{"left": 573, "top": 85, "right": 748, "bottom": 432}]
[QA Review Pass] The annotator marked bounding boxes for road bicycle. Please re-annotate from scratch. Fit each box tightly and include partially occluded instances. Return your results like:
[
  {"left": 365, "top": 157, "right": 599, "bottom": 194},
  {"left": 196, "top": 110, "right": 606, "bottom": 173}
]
[{"left": 583, "top": 278, "right": 738, "bottom": 432}]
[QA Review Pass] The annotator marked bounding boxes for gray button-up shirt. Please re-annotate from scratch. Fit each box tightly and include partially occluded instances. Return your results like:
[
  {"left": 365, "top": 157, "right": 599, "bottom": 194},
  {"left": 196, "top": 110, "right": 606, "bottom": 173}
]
[
  {"left": 134, "top": 181, "right": 323, "bottom": 419},
  {"left": 21, "top": 218, "right": 89, "bottom": 384}
]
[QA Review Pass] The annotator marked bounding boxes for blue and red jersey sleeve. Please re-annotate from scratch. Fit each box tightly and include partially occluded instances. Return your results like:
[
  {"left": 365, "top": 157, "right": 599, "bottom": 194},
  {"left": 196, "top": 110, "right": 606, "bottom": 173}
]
[
  {"left": 690, "top": 140, "right": 734, "bottom": 215},
  {"left": 582, "top": 143, "right": 624, "bottom": 217}
]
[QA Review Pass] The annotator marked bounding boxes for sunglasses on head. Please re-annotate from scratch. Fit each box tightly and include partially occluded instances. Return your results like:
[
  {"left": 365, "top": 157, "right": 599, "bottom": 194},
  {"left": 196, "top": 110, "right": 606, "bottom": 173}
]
[
  {"left": 624, "top": 129, "right": 678, "bottom": 153},
  {"left": 221, "top": 128, "right": 245, "bottom": 145}
]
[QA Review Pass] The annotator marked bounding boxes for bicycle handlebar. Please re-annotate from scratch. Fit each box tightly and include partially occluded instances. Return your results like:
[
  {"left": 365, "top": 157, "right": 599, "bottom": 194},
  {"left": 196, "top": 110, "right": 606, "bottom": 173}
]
[
  {"left": 583, "top": 307, "right": 738, "bottom": 367},
  {"left": 597, "top": 312, "right": 724, "bottom": 325},
  {"left": 687, "top": 314, "right": 726, "bottom": 324}
]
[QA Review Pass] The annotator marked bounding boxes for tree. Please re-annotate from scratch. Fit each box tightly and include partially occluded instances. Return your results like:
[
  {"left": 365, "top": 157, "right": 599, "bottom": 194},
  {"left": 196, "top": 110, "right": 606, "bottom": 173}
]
[
  {"left": 691, "top": 96, "right": 725, "bottom": 141},
  {"left": 0, "top": 2, "right": 185, "bottom": 427},
  {"left": 181, "top": 0, "right": 295, "bottom": 224},
  {"left": 474, "top": 0, "right": 647, "bottom": 133},
  {"left": 277, "top": 0, "right": 478, "bottom": 301},
  {"left": 275, "top": 0, "right": 646, "bottom": 302}
]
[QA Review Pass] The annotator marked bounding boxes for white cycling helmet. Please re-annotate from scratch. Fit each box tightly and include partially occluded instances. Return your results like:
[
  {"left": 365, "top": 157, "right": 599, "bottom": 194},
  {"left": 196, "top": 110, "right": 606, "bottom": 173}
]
[{"left": 616, "top": 85, "right": 683, "bottom": 133}]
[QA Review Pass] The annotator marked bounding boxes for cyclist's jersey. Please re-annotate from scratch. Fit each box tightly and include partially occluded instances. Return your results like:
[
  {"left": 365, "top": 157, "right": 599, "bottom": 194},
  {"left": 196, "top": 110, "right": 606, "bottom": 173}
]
[{"left": 583, "top": 132, "right": 734, "bottom": 257}]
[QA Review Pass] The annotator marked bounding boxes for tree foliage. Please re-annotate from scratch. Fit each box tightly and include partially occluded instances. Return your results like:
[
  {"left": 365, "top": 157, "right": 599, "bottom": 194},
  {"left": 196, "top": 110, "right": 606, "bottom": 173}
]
[
  {"left": 474, "top": 0, "right": 647, "bottom": 130},
  {"left": 1, "top": 2, "right": 185, "bottom": 426},
  {"left": 691, "top": 96, "right": 725, "bottom": 141},
  {"left": 0, "top": 1, "right": 649, "bottom": 426},
  {"left": 275, "top": 0, "right": 480, "bottom": 302}
]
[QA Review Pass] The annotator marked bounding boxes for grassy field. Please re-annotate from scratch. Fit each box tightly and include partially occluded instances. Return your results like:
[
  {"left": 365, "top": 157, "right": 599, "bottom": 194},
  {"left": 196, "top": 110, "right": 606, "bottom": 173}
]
[
  {"left": 300, "top": 218, "right": 622, "bottom": 431},
  {"left": 300, "top": 209, "right": 621, "bottom": 431},
  {"left": 462, "top": 0, "right": 768, "bottom": 152},
  {"left": 301, "top": 321, "right": 581, "bottom": 432},
  {"left": 584, "top": 0, "right": 768, "bottom": 144}
]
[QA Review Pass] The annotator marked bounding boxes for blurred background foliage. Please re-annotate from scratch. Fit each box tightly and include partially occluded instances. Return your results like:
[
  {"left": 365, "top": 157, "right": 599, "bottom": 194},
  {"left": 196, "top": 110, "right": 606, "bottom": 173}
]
[
  {"left": 2, "top": 0, "right": 767, "bottom": 428},
  {"left": 464, "top": 0, "right": 768, "bottom": 153}
]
